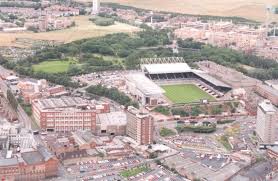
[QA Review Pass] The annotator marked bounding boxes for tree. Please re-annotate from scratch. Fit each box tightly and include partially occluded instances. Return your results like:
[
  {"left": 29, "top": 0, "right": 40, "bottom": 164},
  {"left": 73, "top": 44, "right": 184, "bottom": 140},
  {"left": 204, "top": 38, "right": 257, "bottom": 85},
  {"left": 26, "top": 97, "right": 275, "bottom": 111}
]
[
  {"left": 7, "top": 90, "right": 18, "bottom": 110},
  {"left": 191, "top": 106, "right": 202, "bottom": 116}
]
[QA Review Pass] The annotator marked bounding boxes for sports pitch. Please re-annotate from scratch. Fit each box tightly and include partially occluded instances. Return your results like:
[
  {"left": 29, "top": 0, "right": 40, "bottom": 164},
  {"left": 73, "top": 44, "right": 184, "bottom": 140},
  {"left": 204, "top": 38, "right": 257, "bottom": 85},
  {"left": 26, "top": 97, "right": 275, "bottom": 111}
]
[
  {"left": 32, "top": 60, "right": 72, "bottom": 73},
  {"left": 161, "top": 84, "right": 215, "bottom": 104}
]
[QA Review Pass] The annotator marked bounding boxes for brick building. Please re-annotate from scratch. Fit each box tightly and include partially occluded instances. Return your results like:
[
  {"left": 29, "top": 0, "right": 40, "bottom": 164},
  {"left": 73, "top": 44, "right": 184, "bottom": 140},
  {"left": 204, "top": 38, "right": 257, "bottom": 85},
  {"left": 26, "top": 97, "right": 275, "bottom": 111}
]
[
  {"left": 126, "top": 106, "right": 154, "bottom": 145},
  {"left": 32, "top": 97, "right": 109, "bottom": 133},
  {"left": 0, "top": 146, "right": 58, "bottom": 181},
  {"left": 255, "top": 84, "right": 278, "bottom": 106}
]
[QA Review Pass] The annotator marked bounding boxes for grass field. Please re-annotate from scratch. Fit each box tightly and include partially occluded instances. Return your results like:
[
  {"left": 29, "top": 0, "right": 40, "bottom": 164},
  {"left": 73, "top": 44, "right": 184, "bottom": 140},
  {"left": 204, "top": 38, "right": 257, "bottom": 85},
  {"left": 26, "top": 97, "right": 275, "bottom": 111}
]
[
  {"left": 161, "top": 84, "right": 215, "bottom": 104},
  {"left": 32, "top": 60, "right": 73, "bottom": 73},
  {"left": 0, "top": 16, "right": 140, "bottom": 47},
  {"left": 120, "top": 166, "right": 150, "bottom": 178},
  {"left": 76, "top": 0, "right": 278, "bottom": 22}
]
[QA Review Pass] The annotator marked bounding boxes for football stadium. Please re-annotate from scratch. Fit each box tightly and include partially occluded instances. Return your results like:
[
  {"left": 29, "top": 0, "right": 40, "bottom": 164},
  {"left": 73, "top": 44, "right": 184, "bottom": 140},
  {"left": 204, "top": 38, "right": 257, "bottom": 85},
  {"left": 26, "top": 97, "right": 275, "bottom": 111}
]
[{"left": 125, "top": 57, "right": 232, "bottom": 105}]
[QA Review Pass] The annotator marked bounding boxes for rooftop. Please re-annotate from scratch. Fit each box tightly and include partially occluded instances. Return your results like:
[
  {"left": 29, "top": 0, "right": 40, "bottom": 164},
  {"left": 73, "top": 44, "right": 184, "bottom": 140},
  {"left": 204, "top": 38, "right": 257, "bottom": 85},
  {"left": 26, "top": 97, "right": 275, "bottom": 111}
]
[
  {"left": 97, "top": 112, "right": 127, "bottom": 128},
  {"left": 0, "top": 158, "right": 18, "bottom": 167},
  {"left": 265, "top": 79, "right": 278, "bottom": 85},
  {"left": 258, "top": 84, "right": 278, "bottom": 97},
  {"left": 259, "top": 100, "right": 277, "bottom": 113},
  {"left": 34, "top": 96, "right": 96, "bottom": 110},
  {"left": 125, "top": 73, "right": 165, "bottom": 96},
  {"left": 141, "top": 63, "right": 191, "bottom": 74},
  {"left": 21, "top": 151, "right": 44, "bottom": 165},
  {"left": 193, "top": 71, "right": 231, "bottom": 88}
]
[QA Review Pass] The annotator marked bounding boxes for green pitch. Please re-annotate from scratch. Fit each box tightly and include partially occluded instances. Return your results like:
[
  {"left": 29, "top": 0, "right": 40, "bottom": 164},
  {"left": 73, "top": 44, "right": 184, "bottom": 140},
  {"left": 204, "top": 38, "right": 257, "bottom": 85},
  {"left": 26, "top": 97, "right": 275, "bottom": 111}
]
[
  {"left": 33, "top": 60, "right": 72, "bottom": 73},
  {"left": 161, "top": 84, "right": 215, "bottom": 104}
]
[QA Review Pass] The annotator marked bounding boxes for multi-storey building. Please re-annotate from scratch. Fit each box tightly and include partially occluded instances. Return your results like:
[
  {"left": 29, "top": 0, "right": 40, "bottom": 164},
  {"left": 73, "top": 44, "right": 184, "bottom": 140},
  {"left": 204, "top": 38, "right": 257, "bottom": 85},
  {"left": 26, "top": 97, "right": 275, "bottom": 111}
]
[
  {"left": 0, "top": 146, "right": 58, "bottom": 181},
  {"left": 32, "top": 97, "right": 108, "bottom": 133},
  {"left": 126, "top": 106, "right": 154, "bottom": 145},
  {"left": 255, "top": 84, "right": 278, "bottom": 106},
  {"left": 92, "top": 0, "right": 100, "bottom": 15},
  {"left": 256, "top": 100, "right": 278, "bottom": 144}
]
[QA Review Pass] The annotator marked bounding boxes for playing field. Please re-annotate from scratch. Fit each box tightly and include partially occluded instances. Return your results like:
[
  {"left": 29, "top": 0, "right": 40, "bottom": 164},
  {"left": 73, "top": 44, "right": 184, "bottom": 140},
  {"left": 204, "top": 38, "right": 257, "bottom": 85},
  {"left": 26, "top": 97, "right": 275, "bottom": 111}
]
[
  {"left": 75, "top": 0, "right": 278, "bottom": 22},
  {"left": 32, "top": 60, "right": 72, "bottom": 73},
  {"left": 161, "top": 84, "right": 215, "bottom": 104},
  {"left": 0, "top": 16, "right": 140, "bottom": 47}
]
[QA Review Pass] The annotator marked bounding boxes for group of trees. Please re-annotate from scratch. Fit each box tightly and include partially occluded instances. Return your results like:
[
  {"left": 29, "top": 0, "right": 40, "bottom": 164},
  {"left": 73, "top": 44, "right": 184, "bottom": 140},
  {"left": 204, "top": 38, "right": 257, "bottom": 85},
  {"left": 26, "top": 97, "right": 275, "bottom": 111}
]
[
  {"left": 86, "top": 84, "right": 139, "bottom": 108},
  {"left": 159, "top": 127, "right": 176, "bottom": 137},
  {"left": 0, "top": 56, "right": 78, "bottom": 87},
  {"left": 7, "top": 90, "right": 18, "bottom": 110},
  {"left": 0, "top": 29, "right": 172, "bottom": 87},
  {"left": 0, "top": 1, "right": 41, "bottom": 9},
  {"left": 176, "top": 123, "right": 217, "bottom": 133},
  {"left": 103, "top": 2, "right": 257, "bottom": 25},
  {"left": 2, "top": 24, "right": 278, "bottom": 90},
  {"left": 216, "top": 119, "right": 235, "bottom": 124},
  {"left": 177, "top": 38, "right": 278, "bottom": 80},
  {"left": 90, "top": 16, "right": 115, "bottom": 26},
  {"left": 153, "top": 106, "right": 170, "bottom": 115}
]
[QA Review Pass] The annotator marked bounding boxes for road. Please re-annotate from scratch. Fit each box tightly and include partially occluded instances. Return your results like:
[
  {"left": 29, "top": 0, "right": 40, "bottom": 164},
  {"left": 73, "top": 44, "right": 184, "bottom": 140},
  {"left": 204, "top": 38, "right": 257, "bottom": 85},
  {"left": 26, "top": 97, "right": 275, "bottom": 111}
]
[{"left": 17, "top": 105, "right": 32, "bottom": 130}]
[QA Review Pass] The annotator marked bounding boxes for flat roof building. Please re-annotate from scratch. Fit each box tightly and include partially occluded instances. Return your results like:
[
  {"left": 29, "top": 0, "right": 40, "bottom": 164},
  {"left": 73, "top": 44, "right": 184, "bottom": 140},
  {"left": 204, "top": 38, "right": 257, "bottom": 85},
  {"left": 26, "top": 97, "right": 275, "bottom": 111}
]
[
  {"left": 32, "top": 97, "right": 100, "bottom": 133},
  {"left": 96, "top": 111, "right": 127, "bottom": 136},
  {"left": 126, "top": 106, "right": 154, "bottom": 145},
  {"left": 256, "top": 100, "right": 278, "bottom": 144},
  {"left": 125, "top": 73, "right": 165, "bottom": 106}
]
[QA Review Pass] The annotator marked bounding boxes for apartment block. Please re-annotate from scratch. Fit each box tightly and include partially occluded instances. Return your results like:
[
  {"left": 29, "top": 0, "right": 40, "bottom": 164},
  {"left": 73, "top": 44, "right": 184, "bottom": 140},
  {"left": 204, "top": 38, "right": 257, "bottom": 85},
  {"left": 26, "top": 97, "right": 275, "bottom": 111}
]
[
  {"left": 256, "top": 100, "right": 278, "bottom": 144},
  {"left": 126, "top": 106, "right": 154, "bottom": 145}
]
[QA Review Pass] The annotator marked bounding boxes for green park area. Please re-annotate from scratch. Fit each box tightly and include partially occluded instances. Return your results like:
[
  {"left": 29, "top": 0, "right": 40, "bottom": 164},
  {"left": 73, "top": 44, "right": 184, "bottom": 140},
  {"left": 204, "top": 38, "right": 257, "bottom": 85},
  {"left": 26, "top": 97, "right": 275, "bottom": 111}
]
[
  {"left": 161, "top": 84, "right": 215, "bottom": 104},
  {"left": 120, "top": 166, "right": 150, "bottom": 178},
  {"left": 32, "top": 60, "right": 75, "bottom": 73}
]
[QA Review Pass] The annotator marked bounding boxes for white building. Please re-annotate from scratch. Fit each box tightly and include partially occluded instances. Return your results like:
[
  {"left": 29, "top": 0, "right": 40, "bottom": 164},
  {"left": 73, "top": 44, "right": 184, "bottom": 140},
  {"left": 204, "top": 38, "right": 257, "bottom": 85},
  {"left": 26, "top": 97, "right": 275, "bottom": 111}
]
[
  {"left": 96, "top": 111, "right": 127, "bottom": 136},
  {"left": 256, "top": 100, "right": 278, "bottom": 144},
  {"left": 125, "top": 73, "right": 165, "bottom": 106},
  {"left": 91, "top": 0, "right": 100, "bottom": 15}
]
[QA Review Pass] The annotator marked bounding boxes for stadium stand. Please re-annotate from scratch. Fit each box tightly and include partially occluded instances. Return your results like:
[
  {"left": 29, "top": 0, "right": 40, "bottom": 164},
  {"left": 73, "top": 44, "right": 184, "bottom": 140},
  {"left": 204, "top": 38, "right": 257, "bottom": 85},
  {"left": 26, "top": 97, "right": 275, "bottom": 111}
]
[{"left": 141, "top": 57, "right": 232, "bottom": 96}]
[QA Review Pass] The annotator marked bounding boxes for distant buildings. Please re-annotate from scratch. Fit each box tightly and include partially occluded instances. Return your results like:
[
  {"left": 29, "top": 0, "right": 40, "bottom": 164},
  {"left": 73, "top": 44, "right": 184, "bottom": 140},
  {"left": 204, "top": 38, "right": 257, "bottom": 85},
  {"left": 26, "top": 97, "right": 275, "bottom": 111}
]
[
  {"left": 17, "top": 79, "right": 68, "bottom": 104},
  {"left": 126, "top": 106, "right": 154, "bottom": 145},
  {"left": 174, "top": 20, "right": 278, "bottom": 61},
  {"left": 0, "top": 5, "right": 78, "bottom": 32},
  {"left": 91, "top": 0, "right": 100, "bottom": 15},
  {"left": 256, "top": 100, "right": 278, "bottom": 144}
]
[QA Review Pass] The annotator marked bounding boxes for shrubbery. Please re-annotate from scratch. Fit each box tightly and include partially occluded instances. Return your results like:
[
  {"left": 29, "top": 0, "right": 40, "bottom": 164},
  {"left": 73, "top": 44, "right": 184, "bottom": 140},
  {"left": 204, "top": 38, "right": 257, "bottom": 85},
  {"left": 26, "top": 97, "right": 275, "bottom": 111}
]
[
  {"left": 86, "top": 84, "right": 138, "bottom": 108},
  {"left": 160, "top": 127, "right": 176, "bottom": 137},
  {"left": 90, "top": 16, "right": 115, "bottom": 26},
  {"left": 176, "top": 123, "right": 216, "bottom": 133}
]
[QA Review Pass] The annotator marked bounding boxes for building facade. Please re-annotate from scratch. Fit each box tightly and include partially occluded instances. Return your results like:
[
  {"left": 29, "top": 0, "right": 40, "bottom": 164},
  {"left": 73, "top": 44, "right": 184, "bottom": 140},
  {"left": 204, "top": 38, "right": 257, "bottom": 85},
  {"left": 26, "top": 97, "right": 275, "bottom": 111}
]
[
  {"left": 126, "top": 106, "right": 154, "bottom": 145},
  {"left": 0, "top": 146, "right": 58, "bottom": 181},
  {"left": 32, "top": 97, "right": 98, "bottom": 133},
  {"left": 92, "top": 0, "right": 100, "bottom": 15},
  {"left": 256, "top": 100, "right": 278, "bottom": 144}
]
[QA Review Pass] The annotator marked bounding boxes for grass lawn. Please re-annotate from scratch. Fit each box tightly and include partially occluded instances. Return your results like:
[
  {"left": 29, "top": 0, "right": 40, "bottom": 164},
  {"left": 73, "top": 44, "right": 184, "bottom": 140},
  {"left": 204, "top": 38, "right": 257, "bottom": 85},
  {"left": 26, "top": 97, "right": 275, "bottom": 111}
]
[
  {"left": 33, "top": 60, "right": 73, "bottom": 73},
  {"left": 0, "top": 16, "right": 140, "bottom": 47},
  {"left": 161, "top": 84, "right": 215, "bottom": 104},
  {"left": 92, "top": 0, "right": 278, "bottom": 22},
  {"left": 120, "top": 166, "right": 150, "bottom": 178},
  {"left": 217, "top": 135, "right": 232, "bottom": 151}
]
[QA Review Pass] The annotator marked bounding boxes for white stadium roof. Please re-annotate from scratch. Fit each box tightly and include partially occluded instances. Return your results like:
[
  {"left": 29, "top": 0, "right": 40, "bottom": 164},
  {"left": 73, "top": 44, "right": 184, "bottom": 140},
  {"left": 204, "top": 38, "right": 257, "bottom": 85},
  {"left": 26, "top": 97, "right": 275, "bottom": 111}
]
[
  {"left": 193, "top": 72, "right": 231, "bottom": 88},
  {"left": 125, "top": 73, "right": 165, "bottom": 96},
  {"left": 141, "top": 63, "right": 192, "bottom": 74}
]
